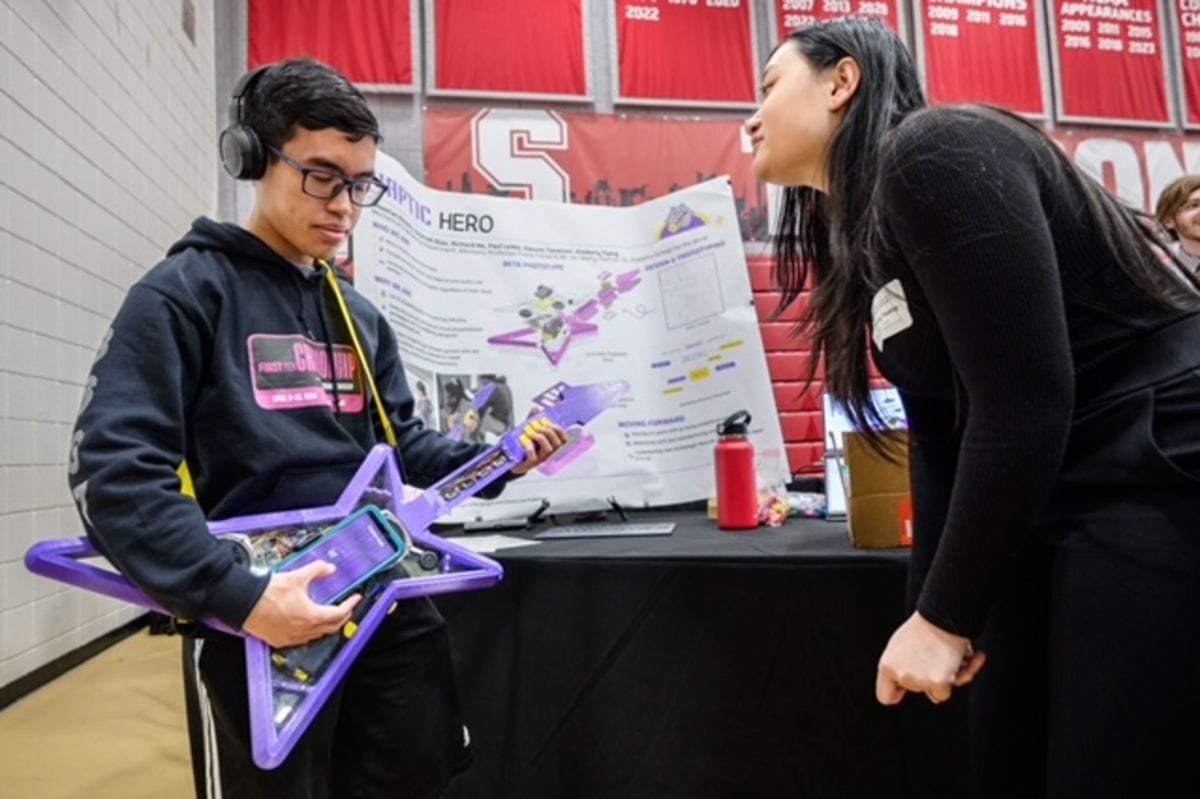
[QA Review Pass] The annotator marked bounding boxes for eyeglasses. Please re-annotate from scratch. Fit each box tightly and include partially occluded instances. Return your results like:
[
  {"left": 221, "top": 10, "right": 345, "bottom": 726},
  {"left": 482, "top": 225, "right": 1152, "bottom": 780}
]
[{"left": 267, "top": 145, "right": 387, "bottom": 207}]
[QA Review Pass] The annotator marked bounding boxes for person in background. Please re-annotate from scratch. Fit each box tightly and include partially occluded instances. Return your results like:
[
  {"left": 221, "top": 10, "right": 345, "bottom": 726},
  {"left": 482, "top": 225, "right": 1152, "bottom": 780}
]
[
  {"left": 477, "top": 374, "right": 515, "bottom": 440},
  {"left": 746, "top": 18, "right": 1200, "bottom": 798},
  {"left": 1155, "top": 174, "right": 1200, "bottom": 276},
  {"left": 68, "top": 58, "right": 565, "bottom": 798},
  {"left": 415, "top": 378, "right": 436, "bottom": 430},
  {"left": 440, "top": 377, "right": 470, "bottom": 434}
]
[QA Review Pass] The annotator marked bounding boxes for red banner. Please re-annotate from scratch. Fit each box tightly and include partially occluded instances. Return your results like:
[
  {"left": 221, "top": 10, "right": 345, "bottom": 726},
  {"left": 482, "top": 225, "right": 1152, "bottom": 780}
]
[
  {"left": 1050, "top": 0, "right": 1172, "bottom": 125},
  {"left": 248, "top": 0, "right": 413, "bottom": 89},
  {"left": 1172, "top": 0, "right": 1200, "bottom": 127},
  {"left": 431, "top": 0, "right": 586, "bottom": 97},
  {"left": 425, "top": 107, "right": 770, "bottom": 240},
  {"left": 917, "top": 0, "right": 1047, "bottom": 115},
  {"left": 773, "top": 0, "right": 905, "bottom": 39},
  {"left": 615, "top": 0, "right": 757, "bottom": 105}
]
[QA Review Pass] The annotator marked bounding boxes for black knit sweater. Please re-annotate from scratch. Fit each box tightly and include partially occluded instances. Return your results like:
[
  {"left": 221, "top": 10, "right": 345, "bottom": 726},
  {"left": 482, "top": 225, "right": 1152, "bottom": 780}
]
[{"left": 869, "top": 107, "right": 1196, "bottom": 637}]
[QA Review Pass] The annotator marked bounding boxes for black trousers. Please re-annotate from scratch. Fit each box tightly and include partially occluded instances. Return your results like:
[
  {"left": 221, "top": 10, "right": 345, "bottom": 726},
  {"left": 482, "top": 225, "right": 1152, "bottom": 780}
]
[
  {"left": 967, "top": 369, "right": 1200, "bottom": 798},
  {"left": 182, "top": 600, "right": 471, "bottom": 799}
]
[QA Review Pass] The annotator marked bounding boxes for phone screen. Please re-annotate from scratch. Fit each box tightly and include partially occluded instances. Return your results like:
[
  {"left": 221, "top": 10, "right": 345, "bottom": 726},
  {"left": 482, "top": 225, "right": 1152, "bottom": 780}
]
[{"left": 281, "top": 509, "right": 404, "bottom": 604}]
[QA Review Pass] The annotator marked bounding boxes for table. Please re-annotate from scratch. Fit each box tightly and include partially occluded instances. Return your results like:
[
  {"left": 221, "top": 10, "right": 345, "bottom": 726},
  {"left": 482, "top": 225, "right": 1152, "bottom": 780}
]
[{"left": 435, "top": 513, "right": 969, "bottom": 799}]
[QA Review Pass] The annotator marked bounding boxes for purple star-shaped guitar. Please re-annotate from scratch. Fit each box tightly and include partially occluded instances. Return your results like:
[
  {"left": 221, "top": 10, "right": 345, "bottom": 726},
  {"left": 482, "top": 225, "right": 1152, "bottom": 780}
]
[{"left": 26, "top": 380, "right": 628, "bottom": 769}]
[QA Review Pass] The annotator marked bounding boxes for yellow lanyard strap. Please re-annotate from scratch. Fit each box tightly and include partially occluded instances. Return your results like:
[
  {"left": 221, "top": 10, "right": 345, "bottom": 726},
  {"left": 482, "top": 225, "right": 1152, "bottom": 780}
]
[{"left": 322, "top": 263, "right": 398, "bottom": 448}]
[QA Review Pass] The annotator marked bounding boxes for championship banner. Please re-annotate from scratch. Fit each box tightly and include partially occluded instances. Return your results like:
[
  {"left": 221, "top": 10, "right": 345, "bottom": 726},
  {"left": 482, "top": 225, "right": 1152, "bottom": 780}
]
[
  {"left": 1048, "top": 0, "right": 1173, "bottom": 126},
  {"left": 424, "top": 107, "right": 771, "bottom": 242},
  {"left": 772, "top": 0, "right": 906, "bottom": 39},
  {"left": 1171, "top": 0, "right": 1200, "bottom": 128},
  {"left": 613, "top": 0, "right": 758, "bottom": 107},
  {"left": 913, "top": 0, "right": 1048, "bottom": 116},
  {"left": 354, "top": 153, "right": 789, "bottom": 520},
  {"left": 428, "top": 0, "right": 588, "bottom": 99},
  {"left": 248, "top": 0, "right": 415, "bottom": 90}
]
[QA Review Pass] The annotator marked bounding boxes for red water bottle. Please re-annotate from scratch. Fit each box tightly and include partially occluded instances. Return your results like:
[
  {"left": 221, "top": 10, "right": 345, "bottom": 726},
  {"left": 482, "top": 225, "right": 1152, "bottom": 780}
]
[{"left": 715, "top": 410, "right": 758, "bottom": 530}]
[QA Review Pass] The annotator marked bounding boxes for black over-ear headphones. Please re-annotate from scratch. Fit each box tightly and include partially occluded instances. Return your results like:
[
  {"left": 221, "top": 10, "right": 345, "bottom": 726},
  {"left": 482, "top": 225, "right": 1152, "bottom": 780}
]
[{"left": 219, "top": 65, "right": 273, "bottom": 180}]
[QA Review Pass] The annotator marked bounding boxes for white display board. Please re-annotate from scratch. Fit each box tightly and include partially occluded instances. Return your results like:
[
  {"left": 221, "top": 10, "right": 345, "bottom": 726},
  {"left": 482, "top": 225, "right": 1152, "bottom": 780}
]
[{"left": 354, "top": 155, "right": 788, "bottom": 521}]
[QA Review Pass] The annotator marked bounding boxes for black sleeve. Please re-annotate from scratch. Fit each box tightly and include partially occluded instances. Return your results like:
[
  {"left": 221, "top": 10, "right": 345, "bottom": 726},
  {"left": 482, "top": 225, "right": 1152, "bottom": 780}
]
[
  {"left": 879, "top": 111, "right": 1075, "bottom": 636},
  {"left": 69, "top": 284, "right": 268, "bottom": 629},
  {"left": 369, "top": 310, "right": 511, "bottom": 498},
  {"left": 897, "top": 390, "right": 960, "bottom": 614}
]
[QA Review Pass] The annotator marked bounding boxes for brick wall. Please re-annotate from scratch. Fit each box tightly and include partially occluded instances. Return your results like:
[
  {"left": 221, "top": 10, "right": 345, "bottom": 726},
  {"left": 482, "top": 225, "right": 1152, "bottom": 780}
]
[{"left": 748, "top": 254, "right": 827, "bottom": 478}]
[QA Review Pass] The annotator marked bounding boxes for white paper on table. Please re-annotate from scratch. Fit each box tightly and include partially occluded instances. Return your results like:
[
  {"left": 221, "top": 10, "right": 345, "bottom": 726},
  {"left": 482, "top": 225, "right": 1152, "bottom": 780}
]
[{"left": 451, "top": 535, "right": 542, "bottom": 554}]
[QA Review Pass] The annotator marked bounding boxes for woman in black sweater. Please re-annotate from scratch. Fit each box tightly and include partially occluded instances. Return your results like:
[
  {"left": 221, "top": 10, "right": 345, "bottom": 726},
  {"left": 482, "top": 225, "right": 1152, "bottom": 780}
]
[{"left": 746, "top": 18, "right": 1200, "bottom": 798}]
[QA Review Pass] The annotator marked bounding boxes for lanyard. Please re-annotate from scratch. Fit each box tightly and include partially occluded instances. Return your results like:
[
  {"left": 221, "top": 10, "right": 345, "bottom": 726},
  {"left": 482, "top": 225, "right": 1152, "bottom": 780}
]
[{"left": 321, "top": 262, "right": 398, "bottom": 448}]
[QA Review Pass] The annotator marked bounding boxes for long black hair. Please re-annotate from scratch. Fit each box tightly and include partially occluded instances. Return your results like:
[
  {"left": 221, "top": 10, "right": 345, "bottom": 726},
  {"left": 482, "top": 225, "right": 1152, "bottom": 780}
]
[
  {"left": 772, "top": 18, "right": 924, "bottom": 436},
  {"left": 771, "top": 18, "right": 1200, "bottom": 439}
]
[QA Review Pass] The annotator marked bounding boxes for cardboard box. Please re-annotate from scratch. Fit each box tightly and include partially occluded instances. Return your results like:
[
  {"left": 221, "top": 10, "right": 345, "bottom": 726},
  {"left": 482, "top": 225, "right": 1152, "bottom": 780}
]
[{"left": 842, "top": 431, "right": 912, "bottom": 549}]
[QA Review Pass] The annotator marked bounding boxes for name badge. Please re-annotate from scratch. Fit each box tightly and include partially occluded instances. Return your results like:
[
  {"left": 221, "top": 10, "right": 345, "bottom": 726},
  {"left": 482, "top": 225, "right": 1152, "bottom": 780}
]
[{"left": 871, "top": 279, "right": 913, "bottom": 351}]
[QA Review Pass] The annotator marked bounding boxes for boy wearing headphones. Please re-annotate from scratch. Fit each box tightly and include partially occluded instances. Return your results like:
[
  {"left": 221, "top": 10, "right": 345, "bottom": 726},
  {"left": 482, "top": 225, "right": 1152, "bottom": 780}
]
[{"left": 68, "top": 59, "right": 565, "bottom": 797}]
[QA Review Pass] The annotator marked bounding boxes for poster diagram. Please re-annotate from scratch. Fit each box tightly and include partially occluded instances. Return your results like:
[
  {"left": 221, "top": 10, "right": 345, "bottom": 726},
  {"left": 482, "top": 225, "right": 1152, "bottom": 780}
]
[
  {"left": 659, "top": 253, "right": 724, "bottom": 329},
  {"left": 486, "top": 268, "right": 643, "bottom": 366}
]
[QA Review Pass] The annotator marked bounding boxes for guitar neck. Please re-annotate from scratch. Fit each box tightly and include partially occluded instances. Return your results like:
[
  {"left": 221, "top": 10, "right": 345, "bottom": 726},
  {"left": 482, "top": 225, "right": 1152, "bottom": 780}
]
[{"left": 395, "top": 381, "right": 627, "bottom": 531}]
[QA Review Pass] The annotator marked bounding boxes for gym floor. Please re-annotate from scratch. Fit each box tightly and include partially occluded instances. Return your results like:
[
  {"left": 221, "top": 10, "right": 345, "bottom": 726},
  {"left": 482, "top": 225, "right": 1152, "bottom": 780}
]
[{"left": 1, "top": 631, "right": 190, "bottom": 798}]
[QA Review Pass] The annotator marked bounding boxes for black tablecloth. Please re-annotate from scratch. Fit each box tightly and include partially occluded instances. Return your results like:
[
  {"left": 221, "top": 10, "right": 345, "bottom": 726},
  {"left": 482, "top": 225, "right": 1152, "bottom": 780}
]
[{"left": 434, "top": 513, "right": 969, "bottom": 799}]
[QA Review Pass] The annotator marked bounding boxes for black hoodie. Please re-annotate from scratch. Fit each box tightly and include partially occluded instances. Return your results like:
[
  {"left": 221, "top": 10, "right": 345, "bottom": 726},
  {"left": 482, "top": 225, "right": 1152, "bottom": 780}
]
[{"left": 68, "top": 218, "right": 501, "bottom": 629}]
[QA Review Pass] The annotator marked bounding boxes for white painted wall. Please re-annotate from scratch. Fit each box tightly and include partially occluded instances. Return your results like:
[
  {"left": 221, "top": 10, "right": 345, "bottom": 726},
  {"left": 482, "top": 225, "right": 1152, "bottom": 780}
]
[{"left": 0, "top": 0, "right": 217, "bottom": 690}]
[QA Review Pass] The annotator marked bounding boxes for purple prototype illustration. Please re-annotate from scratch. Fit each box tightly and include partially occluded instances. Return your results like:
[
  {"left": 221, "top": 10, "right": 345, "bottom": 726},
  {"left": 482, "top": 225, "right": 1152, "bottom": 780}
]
[
  {"left": 488, "top": 269, "right": 643, "bottom": 366},
  {"left": 25, "top": 380, "right": 630, "bottom": 770}
]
